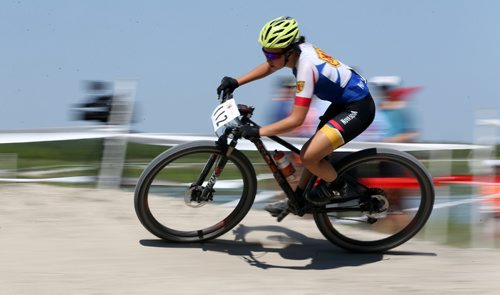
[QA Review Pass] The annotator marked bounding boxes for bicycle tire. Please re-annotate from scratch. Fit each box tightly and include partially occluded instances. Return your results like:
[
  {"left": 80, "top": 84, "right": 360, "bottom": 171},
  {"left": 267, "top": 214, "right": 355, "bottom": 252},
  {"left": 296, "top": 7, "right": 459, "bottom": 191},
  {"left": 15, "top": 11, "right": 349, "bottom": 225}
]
[
  {"left": 313, "top": 148, "right": 435, "bottom": 252},
  {"left": 134, "top": 140, "right": 257, "bottom": 242}
]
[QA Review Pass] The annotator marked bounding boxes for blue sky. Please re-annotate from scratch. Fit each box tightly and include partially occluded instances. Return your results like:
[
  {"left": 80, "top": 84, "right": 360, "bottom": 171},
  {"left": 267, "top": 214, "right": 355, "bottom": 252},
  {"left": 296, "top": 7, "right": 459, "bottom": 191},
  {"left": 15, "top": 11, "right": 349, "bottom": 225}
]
[{"left": 1, "top": 0, "right": 499, "bottom": 143}]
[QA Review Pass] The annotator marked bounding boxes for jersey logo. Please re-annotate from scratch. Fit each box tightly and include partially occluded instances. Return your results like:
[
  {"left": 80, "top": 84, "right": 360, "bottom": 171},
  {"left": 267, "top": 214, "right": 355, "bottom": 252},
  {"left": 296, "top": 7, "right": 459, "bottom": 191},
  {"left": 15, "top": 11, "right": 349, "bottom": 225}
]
[
  {"left": 314, "top": 47, "right": 340, "bottom": 67},
  {"left": 296, "top": 81, "right": 305, "bottom": 93}
]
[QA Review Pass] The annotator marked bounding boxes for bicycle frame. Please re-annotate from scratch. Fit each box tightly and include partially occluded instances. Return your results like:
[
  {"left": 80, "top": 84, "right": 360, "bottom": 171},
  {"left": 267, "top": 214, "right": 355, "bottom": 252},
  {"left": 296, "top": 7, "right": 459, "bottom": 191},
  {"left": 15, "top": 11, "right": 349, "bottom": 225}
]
[
  {"left": 206, "top": 96, "right": 372, "bottom": 218},
  {"left": 134, "top": 94, "right": 434, "bottom": 250},
  {"left": 247, "top": 128, "right": 371, "bottom": 209},
  {"left": 244, "top": 118, "right": 318, "bottom": 205}
]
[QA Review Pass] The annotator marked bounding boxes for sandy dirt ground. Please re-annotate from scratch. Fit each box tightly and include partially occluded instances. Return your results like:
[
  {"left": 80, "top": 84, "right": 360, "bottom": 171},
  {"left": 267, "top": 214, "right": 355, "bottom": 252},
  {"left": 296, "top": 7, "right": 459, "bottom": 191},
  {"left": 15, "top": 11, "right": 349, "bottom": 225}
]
[{"left": 1, "top": 184, "right": 499, "bottom": 294}]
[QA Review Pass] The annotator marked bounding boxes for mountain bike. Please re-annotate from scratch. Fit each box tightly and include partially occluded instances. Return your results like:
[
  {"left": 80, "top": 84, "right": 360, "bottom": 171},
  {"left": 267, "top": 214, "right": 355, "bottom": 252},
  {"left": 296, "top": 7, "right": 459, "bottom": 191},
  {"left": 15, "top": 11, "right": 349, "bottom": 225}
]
[{"left": 134, "top": 93, "right": 435, "bottom": 252}]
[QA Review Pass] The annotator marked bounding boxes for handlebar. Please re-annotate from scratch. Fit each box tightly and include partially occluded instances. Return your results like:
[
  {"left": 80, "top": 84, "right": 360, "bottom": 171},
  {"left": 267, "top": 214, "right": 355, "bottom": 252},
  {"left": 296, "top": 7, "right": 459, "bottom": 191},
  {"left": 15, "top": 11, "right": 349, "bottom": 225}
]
[
  {"left": 214, "top": 91, "right": 259, "bottom": 141},
  {"left": 218, "top": 91, "right": 233, "bottom": 103}
]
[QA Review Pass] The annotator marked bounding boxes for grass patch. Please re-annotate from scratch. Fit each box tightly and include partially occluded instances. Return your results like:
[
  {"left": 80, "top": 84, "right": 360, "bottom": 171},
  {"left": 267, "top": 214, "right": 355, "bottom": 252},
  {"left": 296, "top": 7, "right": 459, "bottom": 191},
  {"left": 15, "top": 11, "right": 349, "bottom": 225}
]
[{"left": 0, "top": 139, "right": 497, "bottom": 179}]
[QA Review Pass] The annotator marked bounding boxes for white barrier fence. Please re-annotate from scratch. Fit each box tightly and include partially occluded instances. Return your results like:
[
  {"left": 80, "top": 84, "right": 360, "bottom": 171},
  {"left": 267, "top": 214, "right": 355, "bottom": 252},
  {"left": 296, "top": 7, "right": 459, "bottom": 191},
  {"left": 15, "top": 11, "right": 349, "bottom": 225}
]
[{"left": 0, "top": 90, "right": 498, "bottom": 248}]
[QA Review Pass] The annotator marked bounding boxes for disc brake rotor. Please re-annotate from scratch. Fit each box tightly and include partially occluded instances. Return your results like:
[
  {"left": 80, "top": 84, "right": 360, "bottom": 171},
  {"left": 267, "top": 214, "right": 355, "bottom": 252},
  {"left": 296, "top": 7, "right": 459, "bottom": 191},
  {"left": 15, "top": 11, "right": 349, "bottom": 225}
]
[{"left": 184, "top": 185, "right": 209, "bottom": 208}]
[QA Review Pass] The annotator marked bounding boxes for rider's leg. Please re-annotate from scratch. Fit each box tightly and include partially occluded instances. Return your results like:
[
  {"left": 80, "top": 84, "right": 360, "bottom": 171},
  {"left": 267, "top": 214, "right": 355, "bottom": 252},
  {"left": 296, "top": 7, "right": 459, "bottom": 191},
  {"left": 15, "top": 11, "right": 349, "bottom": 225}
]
[
  {"left": 287, "top": 130, "right": 341, "bottom": 209},
  {"left": 264, "top": 139, "right": 320, "bottom": 215},
  {"left": 295, "top": 132, "right": 337, "bottom": 187},
  {"left": 304, "top": 96, "right": 376, "bottom": 205},
  {"left": 267, "top": 95, "right": 375, "bottom": 213},
  {"left": 300, "top": 130, "right": 342, "bottom": 182},
  {"left": 265, "top": 122, "right": 350, "bottom": 214},
  {"left": 295, "top": 138, "right": 313, "bottom": 191},
  {"left": 295, "top": 101, "right": 344, "bottom": 192}
]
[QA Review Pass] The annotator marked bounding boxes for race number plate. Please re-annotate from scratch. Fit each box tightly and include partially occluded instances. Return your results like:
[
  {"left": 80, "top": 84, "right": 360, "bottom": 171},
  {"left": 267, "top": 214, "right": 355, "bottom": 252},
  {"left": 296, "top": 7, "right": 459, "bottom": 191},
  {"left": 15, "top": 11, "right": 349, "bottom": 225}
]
[{"left": 211, "top": 99, "right": 240, "bottom": 131}]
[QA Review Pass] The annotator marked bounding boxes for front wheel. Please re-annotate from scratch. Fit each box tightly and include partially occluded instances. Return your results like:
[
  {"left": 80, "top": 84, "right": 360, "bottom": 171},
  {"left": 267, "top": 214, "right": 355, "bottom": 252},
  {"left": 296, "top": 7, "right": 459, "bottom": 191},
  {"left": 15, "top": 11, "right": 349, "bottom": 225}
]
[
  {"left": 313, "top": 148, "right": 435, "bottom": 252},
  {"left": 134, "top": 140, "right": 257, "bottom": 242}
]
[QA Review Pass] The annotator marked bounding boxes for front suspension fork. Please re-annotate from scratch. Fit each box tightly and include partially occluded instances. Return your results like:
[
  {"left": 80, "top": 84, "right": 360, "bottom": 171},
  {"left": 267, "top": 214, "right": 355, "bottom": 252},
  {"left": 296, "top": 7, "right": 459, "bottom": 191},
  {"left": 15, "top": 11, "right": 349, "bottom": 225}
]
[{"left": 195, "top": 131, "right": 237, "bottom": 202}]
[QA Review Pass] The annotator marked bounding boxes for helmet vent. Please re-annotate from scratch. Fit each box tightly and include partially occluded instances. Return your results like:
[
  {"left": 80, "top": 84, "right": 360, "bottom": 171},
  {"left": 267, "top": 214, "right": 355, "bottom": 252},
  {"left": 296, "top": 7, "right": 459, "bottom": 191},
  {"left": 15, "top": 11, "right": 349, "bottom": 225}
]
[{"left": 278, "top": 35, "right": 293, "bottom": 45}]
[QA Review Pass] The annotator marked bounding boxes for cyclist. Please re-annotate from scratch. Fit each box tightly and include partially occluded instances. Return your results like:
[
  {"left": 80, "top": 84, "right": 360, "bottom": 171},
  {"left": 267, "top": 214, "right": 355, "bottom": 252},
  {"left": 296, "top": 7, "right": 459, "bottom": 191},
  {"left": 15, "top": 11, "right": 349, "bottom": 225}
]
[{"left": 217, "top": 16, "right": 375, "bottom": 215}]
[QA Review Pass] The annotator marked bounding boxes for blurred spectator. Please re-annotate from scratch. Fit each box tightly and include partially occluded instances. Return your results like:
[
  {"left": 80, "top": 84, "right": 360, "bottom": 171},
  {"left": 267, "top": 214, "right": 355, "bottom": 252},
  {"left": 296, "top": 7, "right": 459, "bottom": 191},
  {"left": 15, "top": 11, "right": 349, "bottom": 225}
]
[
  {"left": 267, "top": 75, "right": 421, "bottom": 143},
  {"left": 480, "top": 160, "right": 500, "bottom": 216},
  {"left": 73, "top": 81, "right": 114, "bottom": 124},
  {"left": 353, "top": 107, "right": 390, "bottom": 142},
  {"left": 267, "top": 76, "right": 296, "bottom": 124},
  {"left": 265, "top": 76, "right": 330, "bottom": 196},
  {"left": 367, "top": 76, "right": 422, "bottom": 230},
  {"left": 267, "top": 76, "right": 329, "bottom": 138},
  {"left": 369, "top": 76, "right": 421, "bottom": 143},
  {"left": 479, "top": 160, "right": 500, "bottom": 241}
]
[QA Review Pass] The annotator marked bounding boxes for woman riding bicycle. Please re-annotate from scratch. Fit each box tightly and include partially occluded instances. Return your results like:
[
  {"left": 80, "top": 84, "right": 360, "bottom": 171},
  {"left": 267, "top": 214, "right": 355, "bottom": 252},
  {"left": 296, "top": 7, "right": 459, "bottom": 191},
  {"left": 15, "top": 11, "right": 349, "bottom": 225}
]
[{"left": 217, "top": 16, "right": 375, "bottom": 215}]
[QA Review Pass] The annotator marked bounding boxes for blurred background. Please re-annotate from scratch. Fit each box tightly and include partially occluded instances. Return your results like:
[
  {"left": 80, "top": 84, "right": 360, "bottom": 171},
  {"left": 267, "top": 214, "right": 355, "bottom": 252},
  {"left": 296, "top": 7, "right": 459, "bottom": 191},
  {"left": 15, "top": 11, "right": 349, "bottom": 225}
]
[{"left": 0, "top": 0, "right": 499, "bottom": 249}]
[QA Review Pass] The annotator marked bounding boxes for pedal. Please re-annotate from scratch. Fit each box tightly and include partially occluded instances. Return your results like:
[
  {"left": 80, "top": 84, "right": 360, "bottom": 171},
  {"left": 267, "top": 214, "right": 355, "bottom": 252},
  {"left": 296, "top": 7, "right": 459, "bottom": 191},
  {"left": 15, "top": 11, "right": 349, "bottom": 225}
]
[
  {"left": 276, "top": 208, "right": 290, "bottom": 222},
  {"left": 296, "top": 203, "right": 313, "bottom": 217}
]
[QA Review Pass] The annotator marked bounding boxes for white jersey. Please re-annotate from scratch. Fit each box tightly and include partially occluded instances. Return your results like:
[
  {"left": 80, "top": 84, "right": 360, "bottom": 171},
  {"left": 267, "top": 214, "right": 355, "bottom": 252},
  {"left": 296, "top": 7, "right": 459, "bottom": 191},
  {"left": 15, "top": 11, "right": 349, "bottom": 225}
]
[{"left": 293, "top": 43, "right": 369, "bottom": 107}]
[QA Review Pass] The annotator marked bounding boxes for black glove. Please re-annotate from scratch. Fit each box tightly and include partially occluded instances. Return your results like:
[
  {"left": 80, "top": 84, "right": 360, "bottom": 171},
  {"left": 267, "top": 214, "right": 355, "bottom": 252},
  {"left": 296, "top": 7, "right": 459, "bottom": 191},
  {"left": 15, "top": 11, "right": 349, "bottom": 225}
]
[
  {"left": 239, "top": 125, "right": 260, "bottom": 139},
  {"left": 217, "top": 76, "right": 239, "bottom": 95}
]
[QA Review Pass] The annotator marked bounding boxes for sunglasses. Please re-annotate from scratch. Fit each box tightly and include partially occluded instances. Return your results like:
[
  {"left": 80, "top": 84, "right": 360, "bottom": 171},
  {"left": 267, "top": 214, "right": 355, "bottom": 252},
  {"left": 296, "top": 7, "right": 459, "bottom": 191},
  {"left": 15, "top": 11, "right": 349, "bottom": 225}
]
[{"left": 262, "top": 48, "right": 284, "bottom": 60}]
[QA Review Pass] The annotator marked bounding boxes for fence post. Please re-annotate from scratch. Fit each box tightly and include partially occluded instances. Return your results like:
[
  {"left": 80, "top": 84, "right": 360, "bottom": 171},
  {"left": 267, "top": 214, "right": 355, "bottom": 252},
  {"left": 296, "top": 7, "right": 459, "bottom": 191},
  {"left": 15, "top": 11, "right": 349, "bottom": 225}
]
[
  {"left": 470, "top": 109, "right": 497, "bottom": 248},
  {"left": 97, "top": 80, "right": 136, "bottom": 189},
  {"left": 427, "top": 149, "right": 452, "bottom": 244}
]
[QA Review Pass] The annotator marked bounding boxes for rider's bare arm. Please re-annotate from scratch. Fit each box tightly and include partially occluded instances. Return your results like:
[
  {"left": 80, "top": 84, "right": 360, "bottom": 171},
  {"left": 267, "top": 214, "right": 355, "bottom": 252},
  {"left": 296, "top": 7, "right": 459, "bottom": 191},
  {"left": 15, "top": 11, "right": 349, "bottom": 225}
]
[
  {"left": 260, "top": 105, "right": 309, "bottom": 137},
  {"left": 236, "top": 63, "right": 276, "bottom": 86}
]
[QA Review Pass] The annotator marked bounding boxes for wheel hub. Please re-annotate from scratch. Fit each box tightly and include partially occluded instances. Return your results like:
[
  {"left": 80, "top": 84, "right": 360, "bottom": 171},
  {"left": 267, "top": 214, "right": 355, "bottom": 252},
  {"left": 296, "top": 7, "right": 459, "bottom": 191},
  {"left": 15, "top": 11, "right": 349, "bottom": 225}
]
[
  {"left": 184, "top": 184, "right": 212, "bottom": 208},
  {"left": 361, "top": 188, "right": 389, "bottom": 219}
]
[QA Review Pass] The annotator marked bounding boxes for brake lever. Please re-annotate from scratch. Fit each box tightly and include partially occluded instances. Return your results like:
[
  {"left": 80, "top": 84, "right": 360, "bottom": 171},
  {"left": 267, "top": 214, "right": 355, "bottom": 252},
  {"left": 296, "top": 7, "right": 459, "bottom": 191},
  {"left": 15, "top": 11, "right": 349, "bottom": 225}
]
[{"left": 218, "top": 91, "right": 233, "bottom": 103}]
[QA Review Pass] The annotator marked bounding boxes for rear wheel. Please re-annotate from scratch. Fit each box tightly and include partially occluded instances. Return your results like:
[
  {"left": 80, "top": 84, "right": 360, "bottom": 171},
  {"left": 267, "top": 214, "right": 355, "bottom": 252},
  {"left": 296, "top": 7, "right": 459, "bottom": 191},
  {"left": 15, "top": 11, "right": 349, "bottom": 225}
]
[
  {"left": 134, "top": 141, "right": 257, "bottom": 242},
  {"left": 313, "top": 148, "right": 435, "bottom": 252}
]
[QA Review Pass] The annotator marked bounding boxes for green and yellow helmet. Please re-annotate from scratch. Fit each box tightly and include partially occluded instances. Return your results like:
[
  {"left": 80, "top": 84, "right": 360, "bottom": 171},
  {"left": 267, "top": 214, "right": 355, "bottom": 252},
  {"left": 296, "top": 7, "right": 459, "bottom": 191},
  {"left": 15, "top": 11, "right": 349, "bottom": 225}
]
[{"left": 258, "top": 16, "right": 300, "bottom": 49}]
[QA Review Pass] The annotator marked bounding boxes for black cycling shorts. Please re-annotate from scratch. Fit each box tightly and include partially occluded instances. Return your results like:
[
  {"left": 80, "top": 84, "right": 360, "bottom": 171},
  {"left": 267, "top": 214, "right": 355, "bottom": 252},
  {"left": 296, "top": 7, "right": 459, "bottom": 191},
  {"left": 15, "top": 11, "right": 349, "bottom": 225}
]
[{"left": 316, "top": 94, "right": 375, "bottom": 148}]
